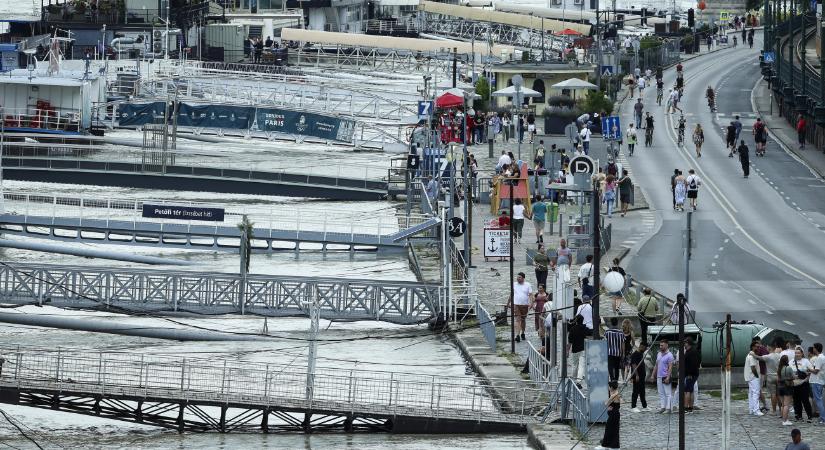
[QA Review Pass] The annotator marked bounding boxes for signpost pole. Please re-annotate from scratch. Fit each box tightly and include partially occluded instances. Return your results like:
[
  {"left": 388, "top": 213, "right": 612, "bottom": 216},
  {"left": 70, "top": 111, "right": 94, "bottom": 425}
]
[{"left": 509, "top": 182, "right": 515, "bottom": 354}]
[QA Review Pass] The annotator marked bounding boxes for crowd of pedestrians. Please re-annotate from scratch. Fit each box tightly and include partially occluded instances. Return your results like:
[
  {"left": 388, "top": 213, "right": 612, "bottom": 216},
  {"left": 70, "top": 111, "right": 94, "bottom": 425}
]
[{"left": 434, "top": 108, "right": 537, "bottom": 146}]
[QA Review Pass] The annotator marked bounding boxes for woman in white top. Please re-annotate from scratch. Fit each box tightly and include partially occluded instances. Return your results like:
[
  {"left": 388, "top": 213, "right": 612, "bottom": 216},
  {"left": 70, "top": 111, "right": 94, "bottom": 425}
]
[{"left": 512, "top": 198, "right": 526, "bottom": 242}]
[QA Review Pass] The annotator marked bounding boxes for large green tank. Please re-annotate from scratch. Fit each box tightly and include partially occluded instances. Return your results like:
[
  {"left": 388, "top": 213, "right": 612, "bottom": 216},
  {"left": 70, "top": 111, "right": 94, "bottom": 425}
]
[{"left": 646, "top": 324, "right": 800, "bottom": 367}]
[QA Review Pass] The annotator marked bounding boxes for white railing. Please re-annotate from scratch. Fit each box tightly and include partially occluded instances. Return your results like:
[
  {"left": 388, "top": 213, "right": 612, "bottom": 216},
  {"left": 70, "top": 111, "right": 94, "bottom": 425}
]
[
  {"left": 1, "top": 107, "right": 82, "bottom": 132},
  {"left": 0, "top": 191, "right": 431, "bottom": 239},
  {"left": 0, "top": 349, "right": 546, "bottom": 424},
  {"left": 475, "top": 299, "right": 497, "bottom": 351}
]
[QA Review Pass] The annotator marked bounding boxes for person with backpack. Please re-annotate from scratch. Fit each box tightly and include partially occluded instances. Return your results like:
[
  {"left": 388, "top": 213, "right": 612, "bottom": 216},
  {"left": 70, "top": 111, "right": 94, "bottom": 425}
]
[
  {"left": 636, "top": 288, "right": 659, "bottom": 341},
  {"left": 685, "top": 169, "right": 701, "bottom": 211},
  {"left": 753, "top": 117, "right": 767, "bottom": 156},
  {"left": 692, "top": 124, "right": 704, "bottom": 158},
  {"left": 738, "top": 140, "right": 750, "bottom": 178}
]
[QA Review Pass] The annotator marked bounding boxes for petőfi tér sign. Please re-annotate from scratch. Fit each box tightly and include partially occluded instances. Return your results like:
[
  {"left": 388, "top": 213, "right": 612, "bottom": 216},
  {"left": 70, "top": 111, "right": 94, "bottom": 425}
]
[{"left": 142, "top": 204, "right": 225, "bottom": 222}]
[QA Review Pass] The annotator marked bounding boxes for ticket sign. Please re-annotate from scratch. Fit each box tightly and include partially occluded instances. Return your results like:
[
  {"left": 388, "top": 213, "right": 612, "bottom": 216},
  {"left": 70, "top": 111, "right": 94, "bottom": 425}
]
[
  {"left": 484, "top": 228, "right": 511, "bottom": 258},
  {"left": 142, "top": 204, "right": 225, "bottom": 222}
]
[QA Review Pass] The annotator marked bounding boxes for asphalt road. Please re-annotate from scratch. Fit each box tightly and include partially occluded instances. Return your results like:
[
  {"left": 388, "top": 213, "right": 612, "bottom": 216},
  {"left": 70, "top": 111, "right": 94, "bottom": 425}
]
[{"left": 620, "top": 32, "right": 825, "bottom": 345}]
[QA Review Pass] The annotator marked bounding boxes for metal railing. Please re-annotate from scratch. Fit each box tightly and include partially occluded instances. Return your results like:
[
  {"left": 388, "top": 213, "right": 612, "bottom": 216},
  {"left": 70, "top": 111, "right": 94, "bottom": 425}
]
[
  {"left": 0, "top": 191, "right": 430, "bottom": 240},
  {"left": 526, "top": 336, "right": 557, "bottom": 390},
  {"left": 1, "top": 144, "right": 390, "bottom": 187},
  {"left": 0, "top": 349, "right": 545, "bottom": 424},
  {"left": 0, "top": 263, "right": 436, "bottom": 323},
  {"left": 288, "top": 46, "right": 455, "bottom": 78},
  {"left": 2, "top": 107, "right": 82, "bottom": 132}
]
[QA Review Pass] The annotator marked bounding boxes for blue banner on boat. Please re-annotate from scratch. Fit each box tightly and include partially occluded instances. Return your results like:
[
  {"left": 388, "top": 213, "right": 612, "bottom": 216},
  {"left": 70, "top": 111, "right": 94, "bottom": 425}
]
[
  {"left": 118, "top": 102, "right": 167, "bottom": 126},
  {"left": 255, "top": 108, "right": 356, "bottom": 142},
  {"left": 176, "top": 104, "right": 253, "bottom": 129},
  {"left": 142, "top": 204, "right": 225, "bottom": 222}
]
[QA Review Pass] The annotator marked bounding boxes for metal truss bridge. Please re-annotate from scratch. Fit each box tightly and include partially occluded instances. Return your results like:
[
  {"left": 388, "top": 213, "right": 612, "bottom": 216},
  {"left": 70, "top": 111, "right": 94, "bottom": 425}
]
[
  {"left": 0, "top": 192, "right": 438, "bottom": 253},
  {"left": 0, "top": 263, "right": 437, "bottom": 323},
  {"left": 0, "top": 350, "right": 546, "bottom": 433}
]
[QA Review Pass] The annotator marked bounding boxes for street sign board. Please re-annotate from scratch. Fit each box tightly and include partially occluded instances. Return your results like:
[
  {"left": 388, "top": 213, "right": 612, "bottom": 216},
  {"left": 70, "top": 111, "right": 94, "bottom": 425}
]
[
  {"left": 565, "top": 123, "right": 580, "bottom": 144},
  {"left": 569, "top": 155, "right": 595, "bottom": 175},
  {"left": 142, "top": 204, "right": 225, "bottom": 222},
  {"left": 448, "top": 217, "right": 466, "bottom": 237},
  {"left": 600, "top": 116, "right": 622, "bottom": 140},
  {"left": 763, "top": 51, "right": 775, "bottom": 63},
  {"left": 417, "top": 101, "right": 434, "bottom": 120},
  {"left": 600, "top": 65, "right": 612, "bottom": 77},
  {"left": 720, "top": 10, "right": 729, "bottom": 21},
  {"left": 483, "top": 228, "right": 510, "bottom": 258}
]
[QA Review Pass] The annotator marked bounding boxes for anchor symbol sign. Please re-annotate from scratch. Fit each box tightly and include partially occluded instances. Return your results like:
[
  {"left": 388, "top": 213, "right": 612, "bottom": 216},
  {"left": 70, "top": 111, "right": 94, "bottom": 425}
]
[{"left": 488, "top": 237, "right": 498, "bottom": 253}]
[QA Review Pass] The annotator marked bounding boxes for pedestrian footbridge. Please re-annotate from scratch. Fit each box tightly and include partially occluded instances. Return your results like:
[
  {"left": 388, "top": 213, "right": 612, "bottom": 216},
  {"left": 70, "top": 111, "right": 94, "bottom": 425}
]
[
  {"left": 0, "top": 192, "right": 438, "bottom": 253},
  {"left": 0, "top": 263, "right": 437, "bottom": 324},
  {"left": 0, "top": 349, "right": 547, "bottom": 433}
]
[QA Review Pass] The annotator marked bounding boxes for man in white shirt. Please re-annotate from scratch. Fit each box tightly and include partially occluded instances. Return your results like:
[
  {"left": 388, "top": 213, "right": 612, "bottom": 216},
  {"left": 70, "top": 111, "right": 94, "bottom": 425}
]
[
  {"left": 578, "top": 254, "right": 594, "bottom": 299},
  {"left": 809, "top": 343, "right": 825, "bottom": 423},
  {"left": 496, "top": 150, "right": 512, "bottom": 173},
  {"left": 685, "top": 169, "right": 701, "bottom": 211},
  {"left": 575, "top": 295, "right": 593, "bottom": 336},
  {"left": 579, "top": 126, "right": 592, "bottom": 155},
  {"left": 510, "top": 272, "right": 533, "bottom": 343},
  {"left": 745, "top": 341, "right": 763, "bottom": 415}
]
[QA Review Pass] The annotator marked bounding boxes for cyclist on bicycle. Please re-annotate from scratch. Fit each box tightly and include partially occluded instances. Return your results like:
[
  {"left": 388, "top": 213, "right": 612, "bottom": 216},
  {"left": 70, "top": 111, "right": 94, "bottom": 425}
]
[
  {"left": 656, "top": 78, "right": 664, "bottom": 106},
  {"left": 644, "top": 112, "right": 655, "bottom": 146},
  {"left": 706, "top": 86, "right": 716, "bottom": 112},
  {"left": 676, "top": 115, "right": 686, "bottom": 146}
]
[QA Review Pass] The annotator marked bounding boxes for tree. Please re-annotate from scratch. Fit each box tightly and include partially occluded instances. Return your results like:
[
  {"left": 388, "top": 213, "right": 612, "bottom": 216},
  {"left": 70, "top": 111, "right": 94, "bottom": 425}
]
[
  {"left": 745, "top": 0, "right": 762, "bottom": 12},
  {"left": 578, "top": 89, "right": 614, "bottom": 116},
  {"left": 474, "top": 76, "right": 490, "bottom": 111}
]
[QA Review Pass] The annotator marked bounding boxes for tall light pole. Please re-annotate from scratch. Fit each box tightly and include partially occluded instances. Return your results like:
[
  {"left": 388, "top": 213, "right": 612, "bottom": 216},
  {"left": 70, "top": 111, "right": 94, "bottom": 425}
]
[
  {"left": 512, "top": 74, "right": 523, "bottom": 160},
  {"left": 165, "top": 0, "right": 170, "bottom": 60}
]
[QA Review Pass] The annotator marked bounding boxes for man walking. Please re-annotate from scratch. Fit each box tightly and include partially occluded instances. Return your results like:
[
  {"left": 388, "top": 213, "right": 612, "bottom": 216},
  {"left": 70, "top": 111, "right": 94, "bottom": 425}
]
[
  {"left": 634, "top": 98, "right": 644, "bottom": 128},
  {"left": 578, "top": 255, "right": 595, "bottom": 299},
  {"left": 733, "top": 114, "right": 743, "bottom": 143},
  {"left": 808, "top": 343, "right": 825, "bottom": 424},
  {"left": 684, "top": 337, "right": 700, "bottom": 413},
  {"left": 685, "top": 169, "right": 701, "bottom": 211},
  {"left": 605, "top": 318, "right": 624, "bottom": 382},
  {"left": 636, "top": 288, "right": 659, "bottom": 342},
  {"left": 568, "top": 315, "right": 587, "bottom": 383},
  {"left": 532, "top": 195, "right": 547, "bottom": 243},
  {"left": 510, "top": 272, "right": 533, "bottom": 343},
  {"left": 630, "top": 341, "right": 649, "bottom": 412},
  {"left": 796, "top": 114, "right": 807, "bottom": 149},
  {"left": 745, "top": 341, "right": 764, "bottom": 415},
  {"left": 785, "top": 429, "right": 811, "bottom": 450},
  {"left": 533, "top": 244, "right": 550, "bottom": 288},
  {"left": 649, "top": 340, "right": 674, "bottom": 413},
  {"left": 738, "top": 140, "right": 750, "bottom": 178},
  {"left": 579, "top": 125, "right": 592, "bottom": 155},
  {"left": 575, "top": 295, "right": 594, "bottom": 336}
]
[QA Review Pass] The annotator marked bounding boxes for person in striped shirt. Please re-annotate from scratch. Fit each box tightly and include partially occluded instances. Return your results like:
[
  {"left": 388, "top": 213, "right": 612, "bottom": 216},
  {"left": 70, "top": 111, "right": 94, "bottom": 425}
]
[{"left": 605, "top": 318, "right": 625, "bottom": 382}]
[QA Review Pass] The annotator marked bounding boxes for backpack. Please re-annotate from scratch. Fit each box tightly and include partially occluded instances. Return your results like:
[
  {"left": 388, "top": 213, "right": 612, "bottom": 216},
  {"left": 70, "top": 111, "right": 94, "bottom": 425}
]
[
  {"left": 755, "top": 122, "right": 766, "bottom": 139},
  {"left": 607, "top": 163, "right": 618, "bottom": 176},
  {"left": 688, "top": 176, "right": 698, "bottom": 190}
]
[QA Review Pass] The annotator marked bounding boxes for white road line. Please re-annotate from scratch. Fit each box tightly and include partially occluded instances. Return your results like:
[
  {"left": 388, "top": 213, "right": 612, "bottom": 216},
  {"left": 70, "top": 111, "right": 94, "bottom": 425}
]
[
  {"left": 714, "top": 254, "right": 719, "bottom": 259},
  {"left": 724, "top": 239, "right": 730, "bottom": 243},
  {"left": 718, "top": 247, "right": 725, "bottom": 251},
  {"left": 783, "top": 320, "right": 795, "bottom": 326},
  {"left": 712, "top": 271, "right": 718, "bottom": 275},
  {"left": 747, "top": 299, "right": 757, "bottom": 304},
  {"left": 765, "top": 310, "right": 774, "bottom": 315},
  {"left": 808, "top": 331, "right": 819, "bottom": 337},
  {"left": 711, "top": 262, "right": 717, "bottom": 267}
]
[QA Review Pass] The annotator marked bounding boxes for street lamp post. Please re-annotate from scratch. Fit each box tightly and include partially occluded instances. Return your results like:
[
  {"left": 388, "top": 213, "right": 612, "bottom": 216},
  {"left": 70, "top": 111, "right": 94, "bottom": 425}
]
[{"left": 512, "top": 74, "right": 523, "bottom": 160}]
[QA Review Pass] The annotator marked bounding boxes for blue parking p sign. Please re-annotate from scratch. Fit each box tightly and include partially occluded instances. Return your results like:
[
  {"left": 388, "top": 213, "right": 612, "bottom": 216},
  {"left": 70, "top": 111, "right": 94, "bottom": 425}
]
[
  {"left": 601, "top": 116, "right": 622, "bottom": 140},
  {"left": 418, "top": 101, "right": 434, "bottom": 120}
]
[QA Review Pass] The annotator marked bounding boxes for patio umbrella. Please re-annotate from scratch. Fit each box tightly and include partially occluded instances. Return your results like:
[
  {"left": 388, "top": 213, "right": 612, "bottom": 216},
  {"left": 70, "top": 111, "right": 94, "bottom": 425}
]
[
  {"left": 490, "top": 85, "right": 543, "bottom": 97},
  {"left": 551, "top": 78, "right": 599, "bottom": 100},
  {"left": 435, "top": 92, "right": 465, "bottom": 108}
]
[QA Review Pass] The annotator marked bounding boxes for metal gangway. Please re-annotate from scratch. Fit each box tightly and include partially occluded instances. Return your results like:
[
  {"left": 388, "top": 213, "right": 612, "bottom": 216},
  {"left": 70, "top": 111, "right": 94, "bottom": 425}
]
[
  {"left": 0, "top": 263, "right": 437, "bottom": 323},
  {"left": 0, "top": 349, "right": 547, "bottom": 433},
  {"left": 0, "top": 192, "right": 439, "bottom": 253},
  {"left": 0, "top": 148, "right": 391, "bottom": 201}
]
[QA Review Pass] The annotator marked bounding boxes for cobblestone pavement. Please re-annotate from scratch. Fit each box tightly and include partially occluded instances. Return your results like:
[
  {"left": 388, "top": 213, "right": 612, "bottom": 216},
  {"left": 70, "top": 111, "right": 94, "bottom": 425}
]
[{"left": 584, "top": 384, "right": 825, "bottom": 449}]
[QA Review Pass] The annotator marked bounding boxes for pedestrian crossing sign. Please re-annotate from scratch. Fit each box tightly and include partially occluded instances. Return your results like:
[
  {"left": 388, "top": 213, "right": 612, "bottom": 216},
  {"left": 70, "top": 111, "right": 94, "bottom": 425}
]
[
  {"left": 720, "top": 11, "right": 729, "bottom": 21},
  {"left": 764, "top": 51, "right": 775, "bottom": 63}
]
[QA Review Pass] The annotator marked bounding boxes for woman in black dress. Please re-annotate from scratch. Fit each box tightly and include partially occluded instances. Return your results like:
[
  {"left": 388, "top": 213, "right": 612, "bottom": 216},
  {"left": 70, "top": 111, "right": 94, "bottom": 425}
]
[{"left": 597, "top": 380, "right": 621, "bottom": 450}]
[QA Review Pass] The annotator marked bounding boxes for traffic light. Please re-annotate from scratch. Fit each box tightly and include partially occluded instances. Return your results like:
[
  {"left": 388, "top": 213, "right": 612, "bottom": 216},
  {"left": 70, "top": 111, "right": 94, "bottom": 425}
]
[{"left": 688, "top": 8, "right": 695, "bottom": 28}]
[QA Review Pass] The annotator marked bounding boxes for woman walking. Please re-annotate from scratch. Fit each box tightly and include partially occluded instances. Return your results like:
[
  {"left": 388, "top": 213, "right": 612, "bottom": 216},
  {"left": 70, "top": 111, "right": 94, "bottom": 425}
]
[
  {"left": 618, "top": 169, "right": 633, "bottom": 217},
  {"left": 792, "top": 347, "right": 814, "bottom": 422},
  {"left": 778, "top": 355, "right": 795, "bottom": 425},
  {"left": 603, "top": 175, "right": 617, "bottom": 218},
  {"left": 595, "top": 380, "right": 621, "bottom": 450},
  {"left": 674, "top": 170, "right": 687, "bottom": 212},
  {"left": 692, "top": 124, "right": 704, "bottom": 158},
  {"left": 532, "top": 284, "right": 550, "bottom": 338},
  {"left": 621, "top": 319, "right": 635, "bottom": 381},
  {"left": 502, "top": 113, "right": 511, "bottom": 143}
]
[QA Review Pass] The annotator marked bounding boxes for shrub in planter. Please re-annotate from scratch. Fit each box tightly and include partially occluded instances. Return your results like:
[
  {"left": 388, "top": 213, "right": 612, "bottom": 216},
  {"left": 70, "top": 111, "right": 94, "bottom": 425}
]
[{"left": 547, "top": 94, "right": 576, "bottom": 109}]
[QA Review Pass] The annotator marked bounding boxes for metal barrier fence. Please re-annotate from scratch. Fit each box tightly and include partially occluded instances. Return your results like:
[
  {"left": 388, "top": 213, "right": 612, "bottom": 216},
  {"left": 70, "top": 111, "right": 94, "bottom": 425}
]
[
  {"left": 0, "top": 348, "right": 545, "bottom": 424},
  {"left": 475, "top": 299, "right": 497, "bottom": 351},
  {"left": 561, "top": 378, "right": 589, "bottom": 435},
  {"left": 0, "top": 263, "right": 437, "bottom": 323}
]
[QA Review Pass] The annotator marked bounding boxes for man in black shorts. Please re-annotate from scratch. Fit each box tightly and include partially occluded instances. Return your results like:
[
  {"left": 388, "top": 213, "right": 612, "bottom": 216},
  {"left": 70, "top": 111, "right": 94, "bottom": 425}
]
[{"left": 684, "top": 337, "right": 701, "bottom": 412}]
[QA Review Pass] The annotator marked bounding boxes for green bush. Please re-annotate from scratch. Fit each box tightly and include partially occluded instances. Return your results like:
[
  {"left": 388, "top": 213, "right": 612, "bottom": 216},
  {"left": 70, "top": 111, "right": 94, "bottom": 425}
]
[
  {"left": 547, "top": 94, "right": 576, "bottom": 108},
  {"left": 474, "top": 76, "right": 490, "bottom": 111},
  {"left": 640, "top": 36, "right": 662, "bottom": 50},
  {"left": 577, "top": 89, "right": 614, "bottom": 116}
]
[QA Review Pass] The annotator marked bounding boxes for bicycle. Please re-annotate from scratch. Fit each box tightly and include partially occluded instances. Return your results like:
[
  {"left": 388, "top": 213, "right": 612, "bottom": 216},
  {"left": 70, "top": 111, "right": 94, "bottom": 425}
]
[{"left": 656, "top": 88, "right": 663, "bottom": 106}]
